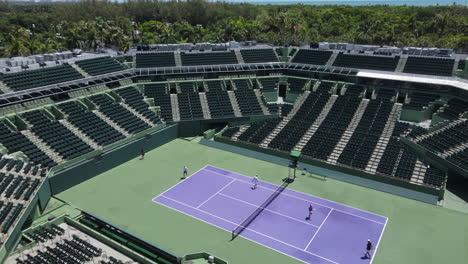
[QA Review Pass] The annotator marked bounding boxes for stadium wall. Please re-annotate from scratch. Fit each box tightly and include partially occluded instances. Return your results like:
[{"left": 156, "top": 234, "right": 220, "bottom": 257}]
[
  {"left": 210, "top": 136, "right": 441, "bottom": 203},
  {"left": 49, "top": 124, "right": 178, "bottom": 195}
]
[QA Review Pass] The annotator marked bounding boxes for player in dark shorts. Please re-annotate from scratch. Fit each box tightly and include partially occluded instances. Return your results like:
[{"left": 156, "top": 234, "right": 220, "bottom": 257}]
[
  {"left": 306, "top": 203, "right": 314, "bottom": 220},
  {"left": 140, "top": 148, "right": 145, "bottom": 160},
  {"left": 364, "top": 239, "right": 373, "bottom": 259},
  {"left": 183, "top": 166, "right": 188, "bottom": 178}
]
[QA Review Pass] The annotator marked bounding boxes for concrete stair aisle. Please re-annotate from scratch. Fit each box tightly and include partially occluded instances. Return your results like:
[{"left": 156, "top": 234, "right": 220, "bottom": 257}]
[
  {"left": 260, "top": 91, "right": 311, "bottom": 148},
  {"left": 174, "top": 52, "right": 182, "bottom": 67},
  {"left": 0, "top": 81, "right": 13, "bottom": 94},
  {"left": 410, "top": 160, "right": 427, "bottom": 185},
  {"left": 199, "top": 92, "right": 212, "bottom": 119},
  {"left": 227, "top": 91, "right": 242, "bottom": 117},
  {"left": 365, "top": 103, "right": 403, "bottom": 173},
  {"left": 452, "top": 58, "right": 459, "bottom": 75},
  {"left": 327, "top": 99, "right": 369, "bottom": 164},
  {"left": 440, "top": 142, "right": 468, "bottom": 158},
  {"left": 93, "top": 110, "right": 130, "bottom": 137},
  {"left": 234, "top": 50, "right": 245, "bottom": 64},
  {"left": 293, "top": 95, "right": 338, "bottom": 151},
  {"left": 395, "top": 57, "right": 407, "bottom": 72},
  {"left": 231, "top": 125, "right": 250, "bottom": 141},
  {"left": 71, "top": 63, "right": 90, "bottom": 77},
  {"left": 254, "top": 89, "right": 270, "bottom": 115},
  {"left": 59, "top": 119, "right": 99, "bottom": 149},
  {"left": 20, "top": 130, "right": 65, "bottom": 164},
  {"left": 170, "top": 94, "right": 181, "bottom": 121},
  {"left": 414, "top": 118, "right": 466, "bottom": 142},
  {"left": 326, "top": 52, "right": 338, "bottom": 66},
  {"left": 120, "top": 102, "right": 157, "bottom": 127},
  {"left": 288, "top": 49, "right": 300, "bottom": 62}
]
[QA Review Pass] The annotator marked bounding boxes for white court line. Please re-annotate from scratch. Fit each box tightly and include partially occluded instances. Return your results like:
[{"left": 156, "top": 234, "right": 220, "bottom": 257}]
[
  {"left": 370, "top": 217, "right": 388, "bottom": 264},
  {"left": 152, "top": 165, "right": 208, "bottom": 200},
  {"left": 304, "top": 209, "right": 333, "bottom": 250},
  {"left": 197, "top": 179, "right": 236, "bottom": 209},
  {"left": 206, "top": 164, "right": 388, "bottom": 220},
  {"left": 218, "top": 193, "right": 320, "bottom": 228},
  {"left": 159, "top": 194, "right": 339, "bottom": 264},
  {"left": 154, "top": 196, "right": 307, "bottom": 264},
  {"left": 205, "top": 167, "right": 385, "bottom": 225}
]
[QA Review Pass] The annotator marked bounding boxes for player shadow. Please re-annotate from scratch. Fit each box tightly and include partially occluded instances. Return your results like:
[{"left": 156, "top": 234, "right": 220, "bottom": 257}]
[
  {"left": 301, "top": 170, "right": 327, "bottom": 181},
  {"left": 180, "top": 177, "right": 186, "bottom": 180}
]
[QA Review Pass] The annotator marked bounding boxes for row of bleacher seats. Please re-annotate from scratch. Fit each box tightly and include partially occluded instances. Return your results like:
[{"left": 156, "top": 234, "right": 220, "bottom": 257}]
[
  {"left": 237, "top": 118, "right": 282, "bottom": 145},
  {"left": 115, "top": 87, "right": 161, "bottom": 124},
  {"left": 22, "top": 110, "right": 93, "bottom": 160},
  {"left": 403, "top": 92, "right": 440, "bottom": 111},
  {"left": 337, "top": 91, "right": 395, "bottom": 169},
  {"left": 291, "top": 49, "right": 332, "bottom": 65},
  {"left": 438, "top": 98, "right": 467, "bottom": 120},
  {"left": 287, "top": 78, "right": 307, "bottom": 93},
  {"left": 269, "top": 83, "right": 332, "bottom": 152},
  {"left": 403, "top": 56, "right": 455, "bottom": 76},
  {"left": 206, "top": 81, "right": 235, "bottom": 118},
  {"left": 418, "top": 120, "right": 467, "bottom": 154},
  {"left": 259, "top": 78, "right": 278, "bottom": 92},
  {"left": 75, "top": 57, "right": 125, "bottom": 76},
  {"left": 332, "top": 54, "right": 399, "bottom": 71},
  {"left": 1, "top": 64, "right": 83, "bottom": 91},
  {"left": 57, "top": 101, "right": 125, "bottom": 146},
  {"left": 302, "top": 87, "right": 363, "bottom": 160},
  {"left": 222, "top": 127, "right": 240, "bottom": 138},
  {"left": 136, "top": 52, "right": 176, "bottom": 68},
  {"left": 181, "top": 51, "right": 238, "bottom": 66},
  {"left": 178, "top": 92, "right": 204, "bottom": 120},
  {"left": 0, "top": 159, "right": 47, "bottom": 177},
  {"left": 233, "top": 79, "right": 263, "bottom": 116},
  {"left": 0, "top": 123, "right": 56, "bottom": 168},
  {"left": 240, "top": 49, "right": 278, "bottom": 63},
  {"left": 144, "top": 83, "right": 173, "bottom": 121},
  {"left": 90, "top": 94, "right": 150, "bottom": 134},
  {"left": 27, "top": 224, "right": 64, "bottom": 243},
  {"left": 179, "top": 82, "right": 195, "bottom": 93}
]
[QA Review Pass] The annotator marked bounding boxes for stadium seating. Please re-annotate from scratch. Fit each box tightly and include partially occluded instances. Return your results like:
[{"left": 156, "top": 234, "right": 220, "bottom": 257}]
[
  {"left": 301, "top": 87, "right": 363, "bottom": 160},
  {"left": 291, "top": 49, "right": 333, "bottom": 65},
  {"left": 22, "top": 110, "right": 93, "bottom": 160},
  {"left": 269, "top": 83, "right": 332, "bottom": 152},
  {"left": 223, "top": 127, "right": 240, "bottom": 138},
  {"left": 75, "top": 57, "right": 125, "bottom": 76},
  {"left": 233, "top": 79, "right": 263, "bottom": 115},
  {"left": 287, "top": 78, "right": 308, "bottom": 93},
  {"left": 205, "top": 81, "right": 235, "bottom": 118},
  {"left": 403, "top": 56, "right": 455, "bottom": 76},
  {"left": 332, "top": 54, "right": 399, "bottom": 71},
  {"left": 403, "top": 92, "right": 440, "bottom": 110},
  {"left": 136, "top": 52, "right": 176, "bottom": 68},
  {"left": 115, "top": 87, "right": 161, "bottom": 124},
  {"left": 280, "top": 104, "right": 293, "bottom": 117},
  {"left": 447, "top": 149, "right": 468, "bottom": 171},
  {"left": 181, "top": 51, "right": 238, "bottom": 66},
  {"left": 1, "top": 64, "right": 83, "bottom": 91},
  {"left": 337, "top": 90, "right": 395, "bottom": 169},
  {"left": 89, "top": 94, "right": 150, "bottom": 134},
  {"left": 240, "top": 49, "right": 278, "bottom": 63},
  {"left": 0, "top": 123, "right": 56, "bottom": 168},
  {"left": 438, "top": 98, "right": 468, "bottom": 120},
  {"left": 237, "top": 118, "right": 282, "bottom": 145},
  {"left": 418, "top": 120, "right": 467, "bottom": 153},
  {"left": 144, "top": 83, "right": 173, "bottom": 121},
  {"left": 259, "top": 78, "right": 278, "bottom": 92},
  {"left": 177, "top": 92, "right": 204, "bottom": 120},
  {"left": 58, "top": 101, "right": 125, "bottom": 146}
]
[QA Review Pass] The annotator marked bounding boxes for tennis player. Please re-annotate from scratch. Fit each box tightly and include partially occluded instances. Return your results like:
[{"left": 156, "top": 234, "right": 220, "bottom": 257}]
[
  {"left": 183, "top": 166, "right": 188, "bottom": 178},
  {"left": 307, "top": 203, "right": 315, "bottom": 220},
  {"left": 364, "top": 239, "right": 373, "bottom": 259},
  {"left": 251, "top": 175, "right": 259, "bottom": 190}
]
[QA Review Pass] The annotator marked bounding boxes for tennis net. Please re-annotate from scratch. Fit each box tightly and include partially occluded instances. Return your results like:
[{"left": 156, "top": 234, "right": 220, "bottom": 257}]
[{"left": 231, "top": 180, "right": 289, "bottom": 240}]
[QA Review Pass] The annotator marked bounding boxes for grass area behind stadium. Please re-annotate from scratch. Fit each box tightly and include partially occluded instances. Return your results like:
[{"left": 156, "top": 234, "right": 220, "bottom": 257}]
[{"left": 56, "top": 138, "right": 468, "bottom": 264}]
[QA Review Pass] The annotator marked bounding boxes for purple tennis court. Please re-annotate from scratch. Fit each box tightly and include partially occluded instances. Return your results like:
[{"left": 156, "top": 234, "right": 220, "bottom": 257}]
[{"left": 153, "top": 165, "right": 388, "bottom": 264}]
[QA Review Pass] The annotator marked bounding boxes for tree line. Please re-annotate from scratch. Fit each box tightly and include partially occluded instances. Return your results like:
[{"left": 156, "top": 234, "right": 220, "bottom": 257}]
[{"left": 0, "top": 0, "right": 466, "bottom": 57}]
